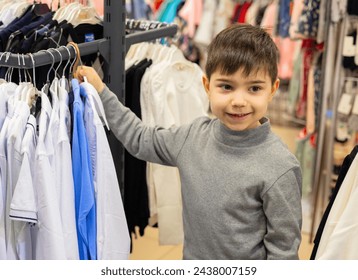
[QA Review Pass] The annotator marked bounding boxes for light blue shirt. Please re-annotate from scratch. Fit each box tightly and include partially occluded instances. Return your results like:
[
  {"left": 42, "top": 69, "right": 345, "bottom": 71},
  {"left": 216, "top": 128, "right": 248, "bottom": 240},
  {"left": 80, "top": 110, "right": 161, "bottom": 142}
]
[
  {"left": 157, "top": 0, "right": 183, "bottom": 23},
  {"left": 71, "top": 79, "right": 97, "bottom": 260}
]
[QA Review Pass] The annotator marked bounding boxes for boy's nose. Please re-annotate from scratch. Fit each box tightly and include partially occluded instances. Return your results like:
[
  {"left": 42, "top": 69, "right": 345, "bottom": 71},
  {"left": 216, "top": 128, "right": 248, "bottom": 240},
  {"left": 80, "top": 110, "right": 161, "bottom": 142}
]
[{"left": 231, "top": 92, "right": 247, "bottom": 107}]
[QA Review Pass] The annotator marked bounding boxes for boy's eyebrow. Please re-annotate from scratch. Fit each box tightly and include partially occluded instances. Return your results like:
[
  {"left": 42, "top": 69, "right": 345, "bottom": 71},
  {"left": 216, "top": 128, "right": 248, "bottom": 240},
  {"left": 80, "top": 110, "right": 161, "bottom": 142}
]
[
  {"left": 215, "top": 78, "right": 266, "bottom": 84},
  {"left": 246, "top": 80, "right": 266, "bottom": 84},
  {"left": 215, "top": 78, "right": 233, "bottom": 83}
]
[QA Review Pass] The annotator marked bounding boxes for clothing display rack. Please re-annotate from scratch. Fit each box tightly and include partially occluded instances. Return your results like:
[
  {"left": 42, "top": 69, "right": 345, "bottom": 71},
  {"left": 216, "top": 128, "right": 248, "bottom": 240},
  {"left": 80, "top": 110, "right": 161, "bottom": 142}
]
[
  {"left": 125, "top": 19, "right": 178, "bottom": 52},
  {"left": 0, "top": 1, "right": 178, "bottom": 194},
  {"left": 309, "top": 0, "right": 354, "bottom": 242}
]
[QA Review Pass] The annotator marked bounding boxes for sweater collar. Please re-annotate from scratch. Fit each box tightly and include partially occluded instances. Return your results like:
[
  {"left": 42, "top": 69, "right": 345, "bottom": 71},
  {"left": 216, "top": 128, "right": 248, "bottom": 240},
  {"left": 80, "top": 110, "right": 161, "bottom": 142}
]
[{"left": 213, "top": 117, "right": 272, "bottom": 147}]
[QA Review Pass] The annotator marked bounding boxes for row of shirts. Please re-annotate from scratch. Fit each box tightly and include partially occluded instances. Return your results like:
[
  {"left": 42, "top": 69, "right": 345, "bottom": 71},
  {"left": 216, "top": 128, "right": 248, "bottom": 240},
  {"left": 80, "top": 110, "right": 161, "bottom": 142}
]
[{"left": 0, "top": 77, "right": 130, "bottom": 259}]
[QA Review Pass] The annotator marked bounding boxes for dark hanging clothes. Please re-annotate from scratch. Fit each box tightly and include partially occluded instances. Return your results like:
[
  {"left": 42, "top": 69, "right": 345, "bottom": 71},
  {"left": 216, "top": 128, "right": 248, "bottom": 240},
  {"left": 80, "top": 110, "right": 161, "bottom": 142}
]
[
  {"left": 123, "top": 59, "right": 152, "bottom": 249},
  {"left": 0, "top": 10, "right": 33, "bottom": 51},
  {"left": 5, "top": 12, "right": 53, "bottom": 53},
  {"left": 68, "top": 23, "right": 104, "bottom": 66}
]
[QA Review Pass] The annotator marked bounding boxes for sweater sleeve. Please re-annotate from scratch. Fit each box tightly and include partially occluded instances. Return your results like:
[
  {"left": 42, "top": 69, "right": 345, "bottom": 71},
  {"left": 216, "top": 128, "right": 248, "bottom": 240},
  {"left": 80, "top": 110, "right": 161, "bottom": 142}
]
[
  {"left": 99, "top": 86, "right": 189, "bottom": 166},
  {"left": 262, "top": 166, "right": 302, "bottom": 260}
]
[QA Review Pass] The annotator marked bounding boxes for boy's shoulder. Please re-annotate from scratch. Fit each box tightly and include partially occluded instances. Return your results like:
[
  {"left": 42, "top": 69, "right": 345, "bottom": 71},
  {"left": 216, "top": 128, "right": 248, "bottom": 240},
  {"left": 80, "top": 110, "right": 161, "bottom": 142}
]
[{"left": 264, "top": 132, "right": 301, "bottom": 172}]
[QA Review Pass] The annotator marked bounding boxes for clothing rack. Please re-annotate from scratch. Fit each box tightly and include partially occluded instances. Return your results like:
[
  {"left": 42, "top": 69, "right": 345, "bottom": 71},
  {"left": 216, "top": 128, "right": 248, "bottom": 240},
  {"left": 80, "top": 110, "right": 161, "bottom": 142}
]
[
  {"left": 0, "top": 39, "right": 109, "bottom": 69},
  {"left": 309, "top": 0, "right": 351, "bottom": 242},
  {"left": 0, "top": 2, "right": 178, "bottom": 197},
  {"left": 125, "top": 19, "right": 178, "bottom": 52}
]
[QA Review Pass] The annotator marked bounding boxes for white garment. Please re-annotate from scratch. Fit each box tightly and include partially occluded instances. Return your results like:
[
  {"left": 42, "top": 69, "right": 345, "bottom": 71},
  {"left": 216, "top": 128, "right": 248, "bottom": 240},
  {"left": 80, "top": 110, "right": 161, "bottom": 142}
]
[
  {"left": 0, "top": 2, "right": 29, "bottom": 27},
  {"left": 140, "top": 59, "right": 209, "bottom": 245},
  {"left": 315, "top": 153, "right": 358, "bottom": 259},
  {"left": 316, "top": 0, "right": 327, "bottom": 44},
  {"left": 194, "top": 0, "right": 217, "bottom": 48},
  {"left": 0, "top": 82, "right": 17, "bottom": 259},
  {"left": 0, "top": 82, "right": 17, "bottom": 130},
  {"left": 9, "top": 114, "right": 37, "bottom": 260},
  {"left": 0, "top": 88, "right": 15, "bottom": 259},
  {"left": 213, "top": 0, "right": 233, "bottom": 37},
  {"left": 5, "top": 99, "right": 30, "bottom": 259},
  {"left": 331, "top": 0, "right": 347, "bottom": 23},
  {"left": 245, "top": 1, "right": 260, "bottom": 25},
  {"left": 81, "top": 82, "right": 130, "bottom": 259},
  {"left": 33, "top": 92, "right": 66, "bottom": 259},
  {"left": 56, "top": 79, "right": 79, "bottom": 259}
]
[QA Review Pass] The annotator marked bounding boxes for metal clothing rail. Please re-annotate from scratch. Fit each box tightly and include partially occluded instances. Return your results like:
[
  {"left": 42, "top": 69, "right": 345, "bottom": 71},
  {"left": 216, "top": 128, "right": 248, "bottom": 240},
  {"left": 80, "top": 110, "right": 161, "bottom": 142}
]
[
  {"left": 0, "top": 20, "right": 177, "bottom": 69},
  {"left": 125, "top": 20, "right": 178, "bottom": 52},
  {"left": 0, "top": 39, "right": 110, "bottom": 69}
]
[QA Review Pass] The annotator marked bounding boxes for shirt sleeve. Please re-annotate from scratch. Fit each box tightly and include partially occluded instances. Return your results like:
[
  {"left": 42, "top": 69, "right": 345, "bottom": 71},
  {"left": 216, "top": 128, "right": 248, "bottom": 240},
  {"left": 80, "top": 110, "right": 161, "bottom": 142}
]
[
  {"left": 99, "top": 86, "right": 191, "bottom": 166},
  {"left": 262, "top": 166, "right": 302, "bottom": 260},
  {"left": 10, "top": 152, "right": 37, "bottom": 223}
]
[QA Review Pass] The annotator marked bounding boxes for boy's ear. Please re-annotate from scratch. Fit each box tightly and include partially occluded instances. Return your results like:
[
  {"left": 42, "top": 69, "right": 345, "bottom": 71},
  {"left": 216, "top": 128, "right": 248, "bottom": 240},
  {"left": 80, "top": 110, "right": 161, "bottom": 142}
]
[
  {"left": 269, "top": 78, "right": 280, "bottom": 101},
  {"left": 202, "top": 75, "right": 210, "bottom": 95}
]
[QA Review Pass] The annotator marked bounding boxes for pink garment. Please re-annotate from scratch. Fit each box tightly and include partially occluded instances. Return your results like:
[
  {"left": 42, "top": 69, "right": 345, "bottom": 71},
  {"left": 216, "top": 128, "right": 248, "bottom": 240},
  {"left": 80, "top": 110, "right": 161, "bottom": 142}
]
[
  {"left": 277, "top": 38, "right": 298, "bottom": 80},
  {"left": 178, "top": 0, "right": 203, "bottom": 38},
  {"left": 91, "top": 0, "right": 104, "bottom": 16},
  {"left": 261, "top": 2, "right": 278, "bottom": 35}
]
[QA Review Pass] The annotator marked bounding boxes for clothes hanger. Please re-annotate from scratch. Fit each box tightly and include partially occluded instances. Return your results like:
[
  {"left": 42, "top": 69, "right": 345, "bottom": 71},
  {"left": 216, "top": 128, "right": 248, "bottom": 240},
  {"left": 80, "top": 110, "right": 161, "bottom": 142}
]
[
  {"left": 64, "top": 2, "right": 82, "bottom": 24},
  {"left": 66, "top": 42, "right": 81, "bottom": 86},
  {"left": 0, "top": 52, "right": 7, "bottom": 85},
  {"left": 71, "top": 5, "right": 101, "bottom": 26},
  {"left": 59, "top": 45, "right": 72, "bottom": 91},
  {"left": 60, "top": 45, "right": 72, "bottom": 78},
  {"left": 53, "top": 0, "right": 67, "bottom": 20},
  {"left": 51, "top": 47, "right": 64, "bottom": 79},
  {"left": 4, "top": 52, "right": 14, "bottom": 84},
  {"left": 28, "top": 53, "right": 41, "bottom": 116},
  {"left": 39, "top": 49, "right": 56, "bottom": 101},
  {"left": 21, "top": 53, "right": 38, "bottom": 106}
]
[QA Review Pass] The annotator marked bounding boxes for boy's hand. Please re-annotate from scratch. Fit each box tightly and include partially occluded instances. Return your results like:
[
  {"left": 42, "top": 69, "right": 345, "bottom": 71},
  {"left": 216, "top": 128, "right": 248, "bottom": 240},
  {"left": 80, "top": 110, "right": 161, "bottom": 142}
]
[{"left": 75, "top": 65, "right": 105, "bottom": 93}]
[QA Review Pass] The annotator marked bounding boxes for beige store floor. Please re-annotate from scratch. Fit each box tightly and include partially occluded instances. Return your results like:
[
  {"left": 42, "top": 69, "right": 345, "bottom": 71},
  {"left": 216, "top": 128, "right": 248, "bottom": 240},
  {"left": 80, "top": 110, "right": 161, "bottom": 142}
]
[{"left": 129, "top": 124, "right": 314, "bottom": 260}]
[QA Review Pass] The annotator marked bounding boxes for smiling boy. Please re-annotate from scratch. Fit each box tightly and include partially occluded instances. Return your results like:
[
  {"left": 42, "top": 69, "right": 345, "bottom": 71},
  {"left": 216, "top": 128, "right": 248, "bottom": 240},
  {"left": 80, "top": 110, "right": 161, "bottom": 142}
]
[{"left": 76, "top": 23, "right": 302, "bottom": 260}]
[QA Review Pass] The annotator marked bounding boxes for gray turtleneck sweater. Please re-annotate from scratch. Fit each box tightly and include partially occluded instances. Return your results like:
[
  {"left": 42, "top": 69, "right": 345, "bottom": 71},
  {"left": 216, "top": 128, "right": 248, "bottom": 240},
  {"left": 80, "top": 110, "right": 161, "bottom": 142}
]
[{"left": 100, "top": 86, "right": 302, "bottom": 260}]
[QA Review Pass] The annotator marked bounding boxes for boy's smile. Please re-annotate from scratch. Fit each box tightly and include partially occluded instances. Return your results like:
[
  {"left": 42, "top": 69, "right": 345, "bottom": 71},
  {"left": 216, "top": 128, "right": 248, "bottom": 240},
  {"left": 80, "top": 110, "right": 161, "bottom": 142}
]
[{"left": 203, "top": 68, "right": 280, "bottom": 131}]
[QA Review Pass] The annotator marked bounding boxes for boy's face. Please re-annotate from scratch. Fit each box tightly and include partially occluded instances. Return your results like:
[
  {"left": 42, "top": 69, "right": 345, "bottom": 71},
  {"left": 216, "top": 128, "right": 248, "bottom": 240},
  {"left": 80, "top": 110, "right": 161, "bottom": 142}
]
[{"left": 203, "top": 68, "right": 279, "bottom": 131}]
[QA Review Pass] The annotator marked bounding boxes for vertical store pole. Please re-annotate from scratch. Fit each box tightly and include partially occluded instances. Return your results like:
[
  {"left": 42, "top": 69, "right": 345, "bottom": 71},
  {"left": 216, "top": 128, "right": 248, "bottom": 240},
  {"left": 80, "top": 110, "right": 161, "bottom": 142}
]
[
  {"left": 309, "top": 0, "right": 334, "bottom": 242},
  {"left": 103, "top": 0, "right": 126, "bottom": 196},
  {"left": 103, "top": 0, "right": 126, "bottom": 99}
]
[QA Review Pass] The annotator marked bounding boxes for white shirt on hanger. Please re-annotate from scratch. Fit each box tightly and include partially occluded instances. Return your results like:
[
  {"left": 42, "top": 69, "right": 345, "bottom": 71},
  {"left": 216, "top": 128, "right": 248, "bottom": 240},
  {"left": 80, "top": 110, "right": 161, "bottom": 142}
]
[
  {"left": 33, "top": 92, "right": 66, "bottom": 259},
  {"left": 0, "top": 82, "right": 17, "bottom": 131},
  {"left": 9, "top": 114, "right": 37, "bottom": 260},
  {"left": 81, "top": 81, "right": 130, "bottom": 260},
  {"left": 0, "top": 83, "right": 18, "bottom": 260},
  {"left": 55, "top": 79, "right": 79, "bottom": 259},
  {"left": 5, "top": 98, "right": 30, "bottom": 259}
]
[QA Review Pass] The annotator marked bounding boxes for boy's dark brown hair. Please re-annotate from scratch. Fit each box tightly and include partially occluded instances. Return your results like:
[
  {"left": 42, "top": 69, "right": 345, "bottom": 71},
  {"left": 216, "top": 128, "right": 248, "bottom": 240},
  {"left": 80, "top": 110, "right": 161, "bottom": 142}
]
[{"left": 205, "top": 24, "right": 279, "bottom": 84}]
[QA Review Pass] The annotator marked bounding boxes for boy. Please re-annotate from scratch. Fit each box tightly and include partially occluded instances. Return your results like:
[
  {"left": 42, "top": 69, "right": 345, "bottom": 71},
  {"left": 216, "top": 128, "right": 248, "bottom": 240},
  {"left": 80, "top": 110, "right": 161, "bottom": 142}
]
[{"left": 76, "top": 23, "right": 302, "bottom": 260}]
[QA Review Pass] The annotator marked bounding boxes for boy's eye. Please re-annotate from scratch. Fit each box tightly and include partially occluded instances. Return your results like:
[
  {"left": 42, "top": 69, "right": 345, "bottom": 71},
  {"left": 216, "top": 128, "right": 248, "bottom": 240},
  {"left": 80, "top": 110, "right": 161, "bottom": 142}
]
[
  {"left": 249, "top": 86, "right": 262, "bottom": 92},
  {"left": 219, "top": 84, "right": 232, "bottom": 91}
]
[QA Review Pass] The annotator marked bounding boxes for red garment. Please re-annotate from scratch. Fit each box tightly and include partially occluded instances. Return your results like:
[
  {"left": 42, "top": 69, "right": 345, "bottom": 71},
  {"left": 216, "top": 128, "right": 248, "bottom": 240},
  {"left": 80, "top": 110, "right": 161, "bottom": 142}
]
[
  {"left": 238, "top": 1, "right": 252, "bottom": 23},
  {"left": 153, "top": 0, "right": 165, "bottom": 12},
  {"left": 296, "top": 39, "right": 316, "bottom": 119},
  {"left": 231, "top": 3, "right": 242, "bottom": 23}
]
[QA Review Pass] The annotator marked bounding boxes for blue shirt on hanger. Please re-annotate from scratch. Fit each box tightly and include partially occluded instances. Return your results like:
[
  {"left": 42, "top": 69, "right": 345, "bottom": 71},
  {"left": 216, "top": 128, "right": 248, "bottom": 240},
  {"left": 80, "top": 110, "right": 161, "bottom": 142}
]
[{"left": 71, "top": 78, "right": 97, "bottom": 260}]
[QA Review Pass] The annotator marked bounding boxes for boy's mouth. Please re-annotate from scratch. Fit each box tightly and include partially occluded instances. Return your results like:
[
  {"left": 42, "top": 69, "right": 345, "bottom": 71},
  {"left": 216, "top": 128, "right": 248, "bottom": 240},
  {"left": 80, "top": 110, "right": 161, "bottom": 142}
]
[{"left": 227, "top": 112, "right": 251, "bottom": 118}]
